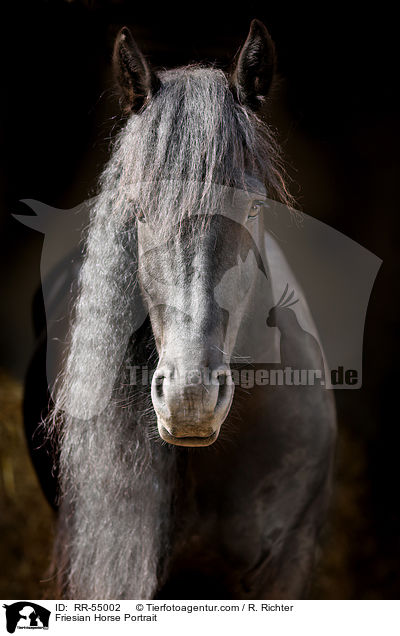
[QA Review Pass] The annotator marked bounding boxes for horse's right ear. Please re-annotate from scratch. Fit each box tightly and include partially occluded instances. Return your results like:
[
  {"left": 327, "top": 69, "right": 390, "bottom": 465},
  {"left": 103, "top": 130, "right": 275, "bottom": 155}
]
[{"left": 113, "top": 27, "right": 160, "bottom": 113}]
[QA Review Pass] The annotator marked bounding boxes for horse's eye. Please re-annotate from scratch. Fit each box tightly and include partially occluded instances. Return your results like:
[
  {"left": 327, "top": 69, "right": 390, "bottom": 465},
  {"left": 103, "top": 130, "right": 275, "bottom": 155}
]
[{"left": 247, "top": 200, "right": 264, "bottom": 220}]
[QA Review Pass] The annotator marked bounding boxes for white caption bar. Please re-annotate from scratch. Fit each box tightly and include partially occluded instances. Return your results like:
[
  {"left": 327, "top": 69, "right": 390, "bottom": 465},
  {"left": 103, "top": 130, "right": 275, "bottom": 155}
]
[{"left": 1, "top": 600, "right": 399, "bottom": 635}]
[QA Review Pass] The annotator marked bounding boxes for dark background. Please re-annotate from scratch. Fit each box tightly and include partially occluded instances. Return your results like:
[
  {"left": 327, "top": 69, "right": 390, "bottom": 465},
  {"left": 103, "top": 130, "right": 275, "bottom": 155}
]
[{"left": 0, "top": 0, "right": 398, "bottom": 599}]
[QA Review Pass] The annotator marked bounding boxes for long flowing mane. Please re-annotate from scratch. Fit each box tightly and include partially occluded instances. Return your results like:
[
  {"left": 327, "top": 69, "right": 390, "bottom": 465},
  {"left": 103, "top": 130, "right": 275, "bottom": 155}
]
[{"left": 50, "top": 66, "right": 292, "bottom": 598}]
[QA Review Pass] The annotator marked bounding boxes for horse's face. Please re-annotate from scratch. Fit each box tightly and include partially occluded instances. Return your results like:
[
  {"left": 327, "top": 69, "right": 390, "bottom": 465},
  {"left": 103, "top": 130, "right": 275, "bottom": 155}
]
[
  {"left": 113, "top": 19, "right": 276, "bottom": 446},
  {"left": 137, "top": 197, "right": 265, "bottom": 446}
]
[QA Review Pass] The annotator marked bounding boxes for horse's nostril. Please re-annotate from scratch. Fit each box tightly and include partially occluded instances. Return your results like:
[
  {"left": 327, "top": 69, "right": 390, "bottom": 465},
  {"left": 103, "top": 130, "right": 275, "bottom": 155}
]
[
  {"left": 153, "top": 372, "right": 166, "bottom": 402},
  {"left": 155, "top": 377, "right": 164, "bottom": 399}
]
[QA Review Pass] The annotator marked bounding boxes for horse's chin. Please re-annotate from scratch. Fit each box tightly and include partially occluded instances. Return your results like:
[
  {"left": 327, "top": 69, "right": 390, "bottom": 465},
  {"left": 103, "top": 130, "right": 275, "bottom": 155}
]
[{"left": 157, "top": 422, "right": 220, "bottom": 447}]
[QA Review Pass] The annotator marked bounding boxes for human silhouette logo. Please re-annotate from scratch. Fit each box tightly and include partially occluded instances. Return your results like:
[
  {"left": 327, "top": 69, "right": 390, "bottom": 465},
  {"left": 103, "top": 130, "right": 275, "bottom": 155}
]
[{"left": 2, "top": 603, "right": 50, "bottom": 633}]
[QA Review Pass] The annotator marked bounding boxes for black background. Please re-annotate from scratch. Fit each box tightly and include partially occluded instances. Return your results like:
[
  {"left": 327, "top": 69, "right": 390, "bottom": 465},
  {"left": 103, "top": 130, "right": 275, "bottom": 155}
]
[{"left": 0, "top": 0, "right": 398, "bottom": 598}]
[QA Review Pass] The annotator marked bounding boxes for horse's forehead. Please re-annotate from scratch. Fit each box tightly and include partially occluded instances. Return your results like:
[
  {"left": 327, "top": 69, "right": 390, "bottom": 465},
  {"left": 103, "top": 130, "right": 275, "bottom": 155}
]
[
  {"left": 135, "top": 180, "right": 266, "bottom": 249},
  {"left": 124, "top": 179, "right": 265, "bottom": 209}
]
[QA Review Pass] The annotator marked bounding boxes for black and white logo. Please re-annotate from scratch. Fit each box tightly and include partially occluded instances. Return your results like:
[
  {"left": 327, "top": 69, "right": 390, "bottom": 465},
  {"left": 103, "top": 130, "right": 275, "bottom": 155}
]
[{"left": 2, "top": 603, "right": 50, "bottom": 633}]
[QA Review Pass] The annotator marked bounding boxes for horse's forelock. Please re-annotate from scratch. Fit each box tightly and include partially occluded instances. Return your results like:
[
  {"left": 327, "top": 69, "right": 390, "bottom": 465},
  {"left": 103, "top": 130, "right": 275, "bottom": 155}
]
[{"left": 100, "top": 66, "right": 291, "bottom": 232}]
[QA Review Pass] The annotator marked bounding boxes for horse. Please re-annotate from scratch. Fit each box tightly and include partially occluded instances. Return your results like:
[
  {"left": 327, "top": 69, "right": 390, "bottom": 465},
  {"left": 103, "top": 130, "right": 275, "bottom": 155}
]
[{"left": 24, "top": 19, "right": 336, "bottom": 599}]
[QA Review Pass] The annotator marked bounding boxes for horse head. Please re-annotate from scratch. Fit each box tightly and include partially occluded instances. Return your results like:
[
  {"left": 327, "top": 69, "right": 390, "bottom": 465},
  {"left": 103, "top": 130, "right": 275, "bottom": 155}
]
[{"left": 112, "top": 21, "right": 275, "bottom": 446}]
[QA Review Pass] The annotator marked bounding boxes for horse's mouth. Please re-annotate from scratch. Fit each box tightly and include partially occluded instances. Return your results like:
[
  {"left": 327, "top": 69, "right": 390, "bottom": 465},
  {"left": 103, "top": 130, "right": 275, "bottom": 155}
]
[{"left": 159, "top": 425, "right": 219, "bottom": 447}]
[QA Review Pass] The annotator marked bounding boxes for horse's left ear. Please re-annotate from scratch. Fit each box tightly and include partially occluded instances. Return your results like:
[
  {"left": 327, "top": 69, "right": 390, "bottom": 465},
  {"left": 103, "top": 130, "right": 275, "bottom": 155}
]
[
  {"left": 113, "top": 27, "right": 160, "bottom": 113},
  {"left": 230, "top": 19, "right": 276, "bottom": 111}
]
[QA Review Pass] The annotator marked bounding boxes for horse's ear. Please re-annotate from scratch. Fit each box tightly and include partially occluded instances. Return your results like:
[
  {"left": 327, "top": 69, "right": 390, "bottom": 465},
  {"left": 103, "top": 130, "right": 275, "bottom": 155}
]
[
  {"left": 230, "top": 19, "right": 276, "bottom": 111},
  {"left": 113, "top": 27, "right": 160, "bottom": 113}
]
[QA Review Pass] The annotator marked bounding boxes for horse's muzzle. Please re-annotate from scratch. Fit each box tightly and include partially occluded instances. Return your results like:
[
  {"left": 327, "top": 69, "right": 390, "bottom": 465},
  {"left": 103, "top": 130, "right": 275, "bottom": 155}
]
[{"left": 151, "top": 364, "right": 234, "bottom": 447}]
